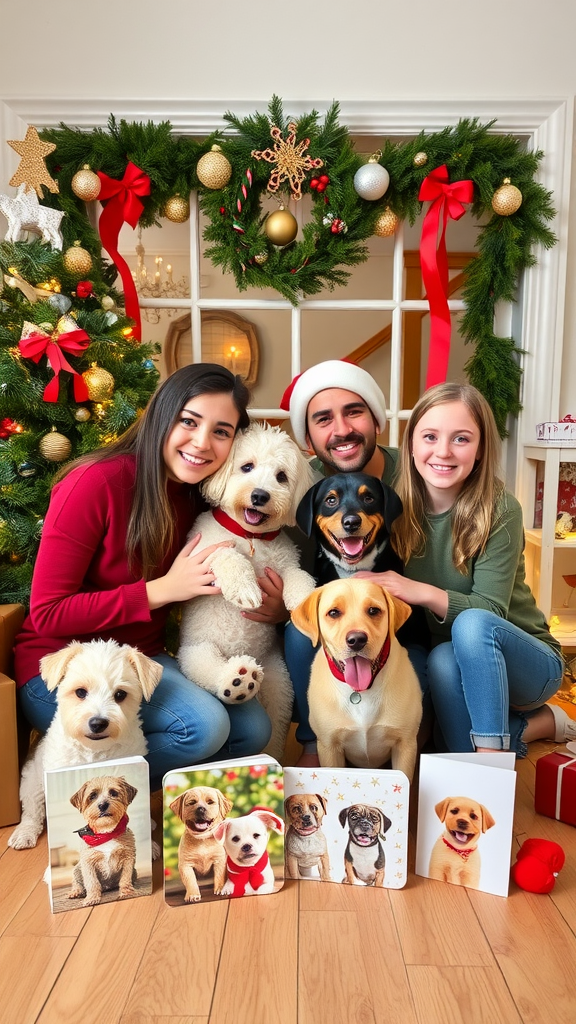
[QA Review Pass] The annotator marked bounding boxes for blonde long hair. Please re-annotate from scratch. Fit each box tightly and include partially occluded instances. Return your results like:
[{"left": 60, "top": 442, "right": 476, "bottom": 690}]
[{"left": 391, "top": 383, "right": 503, "bottom": 572}]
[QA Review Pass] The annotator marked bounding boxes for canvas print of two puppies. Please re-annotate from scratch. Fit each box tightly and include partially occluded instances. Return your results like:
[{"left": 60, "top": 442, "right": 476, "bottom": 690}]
[{"left": 163, "top": 755, "right": 410, "bottom": 905}]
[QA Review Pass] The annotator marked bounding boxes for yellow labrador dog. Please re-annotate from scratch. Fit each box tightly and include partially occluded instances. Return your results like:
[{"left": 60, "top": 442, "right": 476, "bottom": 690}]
[
  {"left": 291, "top": 579, "right": 422, "bottom": 778},
  {"left": 169, "top": 786, "right": 233, "bottom": 902},
  {"left": 428, "top": 796, "right": 496, "bottom": 889}
]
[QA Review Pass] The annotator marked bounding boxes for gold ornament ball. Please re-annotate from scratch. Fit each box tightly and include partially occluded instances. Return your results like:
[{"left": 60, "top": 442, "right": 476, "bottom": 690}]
[
  {"left": 374, "top": 208, "right": 399, "bottom": 237},
  {"left": 39, "top": 428, "right": 72, "bottom": 463},
  {"left": 414, "top": 151, "right": 428, "bottom": 168},
  {"left": 71, "top": 164, "right": 101, "bottom": 202},
  {"left": 265, "top": 207, "right": 298, "bottom": 246},
  {"left": 63, "top": 241, "right": 93, "bottom": 277},
  {"left": 82, "top": 364, "right": 115, "bottom": 401},
  {"left": 491, "top": 179, "right": 523, "bottom": 216},
  {"left": 74, "top": 406, "right": 91, "bottom": 422},
  {"left": 254, "top": 252, "right": 269, "bottom": 265},
  {"left": 197, "top": 145, "right": 233, "bottom": 190},
  {"left": 164, "top": 195, "right": 190, "bottom": 223}
]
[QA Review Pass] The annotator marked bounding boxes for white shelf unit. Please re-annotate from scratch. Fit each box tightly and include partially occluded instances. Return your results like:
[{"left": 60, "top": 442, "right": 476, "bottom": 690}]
[{"left": 524, "top": 443, "right": 576, "bottom": 648}]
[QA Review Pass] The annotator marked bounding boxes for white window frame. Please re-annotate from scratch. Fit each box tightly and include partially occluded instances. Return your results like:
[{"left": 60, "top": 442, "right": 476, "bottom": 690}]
[{"left": 1, "top": 97, "right": 572, "bottom": 496}]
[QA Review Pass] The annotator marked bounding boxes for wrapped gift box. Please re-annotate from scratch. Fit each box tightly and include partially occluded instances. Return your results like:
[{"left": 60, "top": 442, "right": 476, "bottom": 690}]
[{"left": 535, "top": 752, "right": 576, "bottom": 826}]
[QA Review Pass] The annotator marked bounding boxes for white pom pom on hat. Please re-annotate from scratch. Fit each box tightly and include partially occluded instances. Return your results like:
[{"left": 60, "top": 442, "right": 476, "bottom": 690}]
[{"left": 280, "top": 359, "right": 387, "bottom": 449}]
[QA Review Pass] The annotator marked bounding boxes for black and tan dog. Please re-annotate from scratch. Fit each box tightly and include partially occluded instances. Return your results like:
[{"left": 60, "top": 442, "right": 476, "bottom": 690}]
[
  {"left": 68, "top": 775, "right": 139, "bottom": 907},
  {"left": 296, "top": 472, "right": 404, "bottom": 584},
  {"left": 285, "top": 793, "right": 331, "bottom": 880},
  {"left": 339, "top": 803, "right": 392, "bottom": 886},
  {"left": 169, "top": 786, "right": 233, "bottom": 902}
]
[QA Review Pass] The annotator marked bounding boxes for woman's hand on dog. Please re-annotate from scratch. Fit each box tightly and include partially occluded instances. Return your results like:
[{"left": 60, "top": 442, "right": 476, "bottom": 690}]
[
  {"left": 241, "top": 567, "right": 290, "bottom": 625},
  {"left": 146, "top": 534, "right": 235, "bottom": 609},
  {"left": 354, "top": 570, "right": 449, "bottom": 619}
]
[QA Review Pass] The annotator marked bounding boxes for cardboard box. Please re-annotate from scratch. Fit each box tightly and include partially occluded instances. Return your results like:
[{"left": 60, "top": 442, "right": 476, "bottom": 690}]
[{"left": 534, "top": 752, "right": 576, "bottom": 826}]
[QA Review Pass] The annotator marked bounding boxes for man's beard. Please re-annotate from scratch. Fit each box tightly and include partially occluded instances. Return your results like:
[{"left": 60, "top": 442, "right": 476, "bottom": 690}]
[{"left": 322, "top": 431, "right": 377, "bottom": 473}]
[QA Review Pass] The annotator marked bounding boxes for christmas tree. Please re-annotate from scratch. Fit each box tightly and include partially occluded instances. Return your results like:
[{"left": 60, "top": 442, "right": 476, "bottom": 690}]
[{"left": 0, "top": 129, "right": 159, "bottom": 607}]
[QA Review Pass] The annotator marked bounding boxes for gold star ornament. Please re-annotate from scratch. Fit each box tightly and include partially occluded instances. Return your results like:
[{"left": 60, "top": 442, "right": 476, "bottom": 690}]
[
  {"left": 8, "top": 126, "right": 59, "bottom": 198},
  {"left": 251, "top": 122, "right": 323, "bottom": 200}
]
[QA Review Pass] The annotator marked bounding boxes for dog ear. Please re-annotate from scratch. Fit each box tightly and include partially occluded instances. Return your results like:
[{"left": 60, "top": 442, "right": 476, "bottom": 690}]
[
  {"left": 381, "top": 588, "right": 412, "bottom": 635},
  {"left": 435, "top": 798, "right": 451, "bottom": 823},
  {"left": 201, "top": 428, "right": 245, "bottom": 507},
  {"left": 70, "top": 781, "right": 89, "bottom": 811},
  {"left": 40, "top": 642, "right": 86, "bottom": 691},
  {"left": 290, "top": 587, "right": 322, "bottom": 645},
  {"left": 379, "top": 811, "right": 392, "bottom": 835},
  {"left": 218, "top": 792, "right": 234, "bottom": 818},
  {"left": 124, "top": 648, "right": 163, "bottom": 701},
  {"left": 382, "top": 484, "right": 403, "bottom": 533},
  {"left": 317, "top": 794, "right": 328, "bottom": 815},
  {"left": 296, "top": 479, "right": 323, "bottom": 537},
  {"left": 252, "top": 810, "right": 284, "bottom": 835},
  {"left": 169, "top": 794, "right": 185, "bottom": 820},
  {"left": 338, "top": 807, "right": 350, "bottom": 828},
  {"left": 117, "top": 777, "right": 138, "bottom": 806},
  {"left": 480, "top": 805, "right": 496, "bottom": 832},
  {"left": 213, "top": 820, "right": 229, "bottom": 844}
]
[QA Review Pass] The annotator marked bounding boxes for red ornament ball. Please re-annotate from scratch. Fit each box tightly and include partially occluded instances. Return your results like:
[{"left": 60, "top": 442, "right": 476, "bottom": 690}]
[
  {"left": 310, "top": 178, "right": 319, "bottom": 189},
  {"left": 319, "top": 174, "right": 330, "bottom": 185},
  {"left": 76, "top": 280, "right": 94, "bottom": 298}
]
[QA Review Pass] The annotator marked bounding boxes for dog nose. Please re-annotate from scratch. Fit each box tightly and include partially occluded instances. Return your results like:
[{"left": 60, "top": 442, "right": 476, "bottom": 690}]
[
  {"left": 241, "top": 844, "right": 253, "bottom": 854},
  {"left": 98, "top": 801, "right": 110, "bottom": 813},
  {"left": 342, "top": 513, "right": 362, "bottom": 533},
  {"left": 88, "top": 716, "right": 109, "bottom": 734},
  {"left": 250, "top": 488, "right": 270, "bottom": 508},
  {"left": 346, "top": 631, "right": 368, "bottom": 651}
]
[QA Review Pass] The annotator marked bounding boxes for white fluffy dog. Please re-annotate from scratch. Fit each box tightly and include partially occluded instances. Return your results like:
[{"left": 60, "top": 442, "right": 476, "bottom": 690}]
[
  {"left": 8, "top": 639, "right": 162, "bottom": 851},
  {"left": 177, "top": 421, "right": 316, "bottom": 761}
]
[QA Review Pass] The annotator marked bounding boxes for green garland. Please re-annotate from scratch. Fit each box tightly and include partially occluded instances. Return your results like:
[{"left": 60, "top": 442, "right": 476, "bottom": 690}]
[{"left": 40, "top": 101, "right": 557, "bottom": 435}]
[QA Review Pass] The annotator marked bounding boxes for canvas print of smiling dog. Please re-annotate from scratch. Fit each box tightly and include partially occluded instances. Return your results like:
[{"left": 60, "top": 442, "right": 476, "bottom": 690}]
[
  {"left": 44, "top": 756, "right": 152, "bottom": 913},
  {"left": 284, "top": 766, "right": 410, "bottom": 889},
  {"left": 415, "top": 752, "right": 517, "bottom": 898},
  {"left": 163, "top": 756, "right": 285, "bottom": 906}
]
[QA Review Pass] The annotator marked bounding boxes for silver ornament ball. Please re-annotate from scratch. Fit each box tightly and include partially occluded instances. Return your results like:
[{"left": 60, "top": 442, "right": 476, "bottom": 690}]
[
  {"left": 353, "top": 161, "right": 390, "bottom": 201},
  {"left": 48, "top": 293, "right": 72, "bottom": 314}
]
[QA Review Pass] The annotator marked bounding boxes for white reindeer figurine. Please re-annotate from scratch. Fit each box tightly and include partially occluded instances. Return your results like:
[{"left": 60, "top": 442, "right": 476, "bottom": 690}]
[{"left": 0, "top": 184, "right": 65, "bottom": 249}]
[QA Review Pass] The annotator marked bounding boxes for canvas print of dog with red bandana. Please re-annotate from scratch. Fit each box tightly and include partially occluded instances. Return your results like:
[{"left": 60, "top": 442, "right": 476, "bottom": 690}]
[{"left": 163, "top": 756, "right": 285, "bottom": 907}]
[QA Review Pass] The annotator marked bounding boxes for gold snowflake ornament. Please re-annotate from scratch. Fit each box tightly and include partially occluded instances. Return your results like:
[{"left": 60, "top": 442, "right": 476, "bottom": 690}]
[{"left": 251, "top": 122, "right": 323, "bottom": 200}]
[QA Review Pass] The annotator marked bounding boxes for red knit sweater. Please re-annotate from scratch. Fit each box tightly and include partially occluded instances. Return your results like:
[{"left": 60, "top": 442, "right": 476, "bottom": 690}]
[{"left": 14, "top": 454, "right": 197, "bottom": 686}]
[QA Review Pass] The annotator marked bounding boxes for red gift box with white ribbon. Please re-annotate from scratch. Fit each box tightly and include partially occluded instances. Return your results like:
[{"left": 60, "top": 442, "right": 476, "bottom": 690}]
[{"left": 535, "top": 751, "right": 576, "bottom": 826}]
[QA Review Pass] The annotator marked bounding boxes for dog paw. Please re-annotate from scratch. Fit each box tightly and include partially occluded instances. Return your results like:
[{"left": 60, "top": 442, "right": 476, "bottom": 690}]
[
  {"left": 7, "top": 824, "right": 40, "bottom": 850},
  {"left": 68, "top": 887, "right": 85, "bottom": 900},
  {"left": 184, "top": 892, "right": 202, "bottom": 903},
  {"left": 82, "top": 894, "right": 102, "bottom": 906},
  {"left": 216, "top": 657, "right": 263, "bottom": 703},
  {"left": 119, "top": 885, "right": 137, "bottom": 899},
  {"left": 220, "top": 880, "right": 235, "bottom": 896},
  {"left": 224, "top": 580, "right": 263, "bottom": 610}
]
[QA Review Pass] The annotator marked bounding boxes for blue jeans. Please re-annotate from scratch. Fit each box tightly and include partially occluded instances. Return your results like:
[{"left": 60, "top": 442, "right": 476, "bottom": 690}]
[
  {"left": 18, "top": 652, "right": 272, "bottom": 790},
  {"left": 284, "top": 621, "right": 430, "bottom": 745},
  {"left": 426, "top": 608, "right": 563, "bottom": 757}
]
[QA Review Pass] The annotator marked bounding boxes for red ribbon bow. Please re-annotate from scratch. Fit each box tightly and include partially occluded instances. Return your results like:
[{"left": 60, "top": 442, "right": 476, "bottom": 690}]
[
  {"left": 418, "top": 165, "right": 474, "bottom": 389},
  {"left": 19, "top": 317, "right": 90, "bottom": 402},
  {"left": 97, "top": 161, "right": 151, "bottom": 342}
]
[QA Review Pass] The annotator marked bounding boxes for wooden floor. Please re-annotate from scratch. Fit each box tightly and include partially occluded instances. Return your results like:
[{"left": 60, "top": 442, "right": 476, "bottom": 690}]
[{"left": 1, "top": 735, "right": 576, "bottom": 1024}]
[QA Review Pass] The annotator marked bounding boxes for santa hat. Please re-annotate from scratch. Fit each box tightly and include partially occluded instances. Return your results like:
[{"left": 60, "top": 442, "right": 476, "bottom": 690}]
[{"left": 280, "top": 360, "right": 387, "bottom": 450}]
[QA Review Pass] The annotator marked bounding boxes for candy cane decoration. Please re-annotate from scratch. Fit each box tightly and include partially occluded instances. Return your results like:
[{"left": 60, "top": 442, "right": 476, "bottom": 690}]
[{"left": 232, "top": 167, "right": 253, "bottom": 234}]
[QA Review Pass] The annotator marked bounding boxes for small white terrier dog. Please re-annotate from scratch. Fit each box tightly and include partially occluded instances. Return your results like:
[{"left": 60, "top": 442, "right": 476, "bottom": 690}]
[
  {"left": 8, "top": 639, "right": 162, "bottom": 850},
  {"left": 177, "top": 421, "right": 316, "bottom": 761},
  {"left": 214, "top": 808, "right": 285, "bottom": 897}
]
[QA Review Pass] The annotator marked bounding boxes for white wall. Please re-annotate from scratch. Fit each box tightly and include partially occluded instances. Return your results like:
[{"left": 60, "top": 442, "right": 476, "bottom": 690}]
[{"left": 1, "top": 0, "right": 575, "bottom": 413}]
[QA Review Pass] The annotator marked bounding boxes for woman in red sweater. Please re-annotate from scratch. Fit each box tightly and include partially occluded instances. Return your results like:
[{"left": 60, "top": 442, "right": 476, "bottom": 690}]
[{"left": 14, "top": 363, "right": 272, "bottom": 786}]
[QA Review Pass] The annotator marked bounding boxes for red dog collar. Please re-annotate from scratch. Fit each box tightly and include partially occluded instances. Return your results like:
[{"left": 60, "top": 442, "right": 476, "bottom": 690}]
[
  {"left": 324, "top": 633, "right": 391, "bottom": 691},
  {"left": 76, "top": 814, "right": 129, "bottom": 847},
  {"left": 442, "top": 836, "right": 477, "bottom": 860}
]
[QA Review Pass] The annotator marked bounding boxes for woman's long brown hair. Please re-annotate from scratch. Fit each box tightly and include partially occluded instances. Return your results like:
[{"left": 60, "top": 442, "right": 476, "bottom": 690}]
[
  {"left": 391, "top": 383, "right": 503, "bottom": 573},
  {"left": 55, "top": 364, "right": 250, "bottom": 578}
]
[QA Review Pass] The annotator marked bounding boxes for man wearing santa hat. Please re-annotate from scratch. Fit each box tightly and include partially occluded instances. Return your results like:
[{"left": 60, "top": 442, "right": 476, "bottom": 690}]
[{"left": 278, "top": 360, "right": 427, "bottom": 766}]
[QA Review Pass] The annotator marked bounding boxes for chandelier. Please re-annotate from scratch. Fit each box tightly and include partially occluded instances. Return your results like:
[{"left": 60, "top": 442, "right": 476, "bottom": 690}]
[{"left": 132, "top": 227, "right": 188, "bottom": 324}]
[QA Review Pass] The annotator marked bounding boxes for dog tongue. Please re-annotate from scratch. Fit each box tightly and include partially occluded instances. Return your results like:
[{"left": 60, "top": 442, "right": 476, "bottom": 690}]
[
  {"left": 244, "top": 508, "right": 265, "bottom": 527},
  {"left": 343, "top": 656, "right": 373, "bottom": 691},
  {"left": 340, "top": 537, "right": 364, "bottom": 558}
]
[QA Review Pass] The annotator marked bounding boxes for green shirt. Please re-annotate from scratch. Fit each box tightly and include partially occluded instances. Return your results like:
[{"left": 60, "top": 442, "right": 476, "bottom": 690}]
[{"left": 405, "top": 490, "right": 560, "bottom": 654}]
